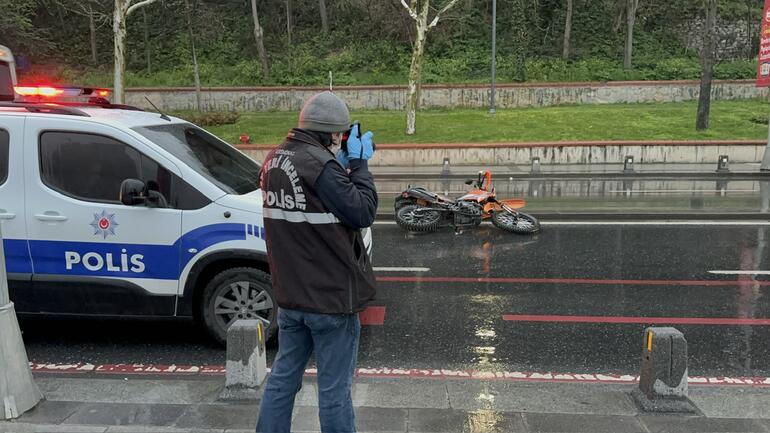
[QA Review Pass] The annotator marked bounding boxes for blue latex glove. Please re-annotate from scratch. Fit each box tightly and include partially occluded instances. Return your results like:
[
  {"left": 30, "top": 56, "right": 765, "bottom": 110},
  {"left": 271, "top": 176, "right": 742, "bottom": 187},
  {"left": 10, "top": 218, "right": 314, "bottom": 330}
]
[
  {"left": 336, "top": 149, "right": 350, "bottom": 168},
  {"left": 346, "top": 124, "right": 375, "bottom": 161}
]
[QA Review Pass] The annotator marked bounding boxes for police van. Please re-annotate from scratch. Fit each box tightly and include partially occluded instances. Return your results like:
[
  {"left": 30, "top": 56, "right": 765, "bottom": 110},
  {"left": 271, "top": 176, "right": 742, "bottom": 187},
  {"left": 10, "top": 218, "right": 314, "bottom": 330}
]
[{"left": 0, "top": 50, "right": 372, "bottom": 344}]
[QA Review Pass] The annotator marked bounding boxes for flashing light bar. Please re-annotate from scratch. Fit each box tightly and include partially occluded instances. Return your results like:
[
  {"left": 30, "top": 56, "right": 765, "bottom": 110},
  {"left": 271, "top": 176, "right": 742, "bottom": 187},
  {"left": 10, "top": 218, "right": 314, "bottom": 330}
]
[
  {"left": 14, "top": 86, "right": 110, "bottom": 100},
  {"left": 15, "top": 86, "right": 65, "bottom": 97}
]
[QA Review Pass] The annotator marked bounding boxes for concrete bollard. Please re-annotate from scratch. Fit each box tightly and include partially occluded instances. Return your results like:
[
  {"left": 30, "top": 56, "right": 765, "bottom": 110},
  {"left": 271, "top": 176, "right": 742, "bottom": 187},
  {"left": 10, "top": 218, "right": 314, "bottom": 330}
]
[
  {"left": 531, "top": 157, "right": 541, "bottom": 174},
  {"left": 716, "top": 155, "right": 730, "bottom": 173},
  {"left": 219, "top": 319, "right": 267, "bottom": 401},
  {"left": 631, "top": 327, "right": 699, "bottom": 413},
  {"left": 0, "top": 223, "right": 43, "bottom": 419},
  {"left": 623, "top": 155, "right": 635, "bottom": 173}
]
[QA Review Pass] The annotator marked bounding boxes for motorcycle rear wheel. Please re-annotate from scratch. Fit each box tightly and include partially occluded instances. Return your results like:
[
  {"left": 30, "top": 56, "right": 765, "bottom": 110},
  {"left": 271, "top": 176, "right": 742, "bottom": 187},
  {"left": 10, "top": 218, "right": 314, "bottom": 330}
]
[
  {"left": 395, "top": 205, "right": 442, "bottom": 233},
  {"left": 492, "top": 211, "right": 540, "bottom": 234}
]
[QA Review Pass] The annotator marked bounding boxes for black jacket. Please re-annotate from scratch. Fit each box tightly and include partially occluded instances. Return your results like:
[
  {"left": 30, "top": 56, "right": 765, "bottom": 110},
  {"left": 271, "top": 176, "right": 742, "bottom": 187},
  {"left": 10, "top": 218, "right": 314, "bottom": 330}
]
[{"left": 260, "top": 129, "right": 378, "bottom": 314}]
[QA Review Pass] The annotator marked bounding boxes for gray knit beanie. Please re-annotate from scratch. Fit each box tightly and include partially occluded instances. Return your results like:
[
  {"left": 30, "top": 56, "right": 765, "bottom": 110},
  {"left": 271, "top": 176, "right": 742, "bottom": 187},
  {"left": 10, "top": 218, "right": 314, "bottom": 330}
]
[{"left": 298, "top": 91, "right": 350, "bottom": 133}]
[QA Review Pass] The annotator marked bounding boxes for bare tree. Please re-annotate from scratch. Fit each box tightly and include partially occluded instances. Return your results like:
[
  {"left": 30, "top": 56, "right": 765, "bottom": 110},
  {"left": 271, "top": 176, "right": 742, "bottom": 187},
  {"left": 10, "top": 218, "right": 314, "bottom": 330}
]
[
  {"left": 563, "top": 0, "right": 573, "bottom": 60},
  {"left": 286, "top": 0, "right": 293, "bottom": 46},
  {"left": 183, "top": 0, "right": 201, "bottom": 111},
  {"left": 250, "top": 0, "right": 270, "bottom": 79},
  {"left": 624, "top": 0, "right": 639, "bottom": 69},
  {"left": 89, "top": 4, "right": 99, "bottom": 63},
  {"left": 319, "top": 0, "right": 328, "bottom": 34},
  {"left": 113, "top": 0, "right": 161, "bottom": 103},
  {"left": 142, "top": 7, "right": 150, "bottom": 73},
  {"left": 399, "top": 0, "right": 461, "bottom": 135},
  {"left": 696, "top": 0, "right": 717, "bottom": 131}
]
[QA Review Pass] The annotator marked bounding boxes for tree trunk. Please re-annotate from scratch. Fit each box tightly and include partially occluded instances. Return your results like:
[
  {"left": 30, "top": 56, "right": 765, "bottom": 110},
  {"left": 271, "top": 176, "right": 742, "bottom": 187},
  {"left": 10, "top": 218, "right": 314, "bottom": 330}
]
[
  {"left": 250, "top": 0, "right": 270, "bottom": 79},
  {"left": 286, "top": 0, "right": 293, "bottom": 47},
  {"left": 184, "top": 0, "right": 202, "bottom": 111},
  {"left": 406, "top": 12, "right": 428, "bottom": 135},
  {"left": 143, "top": 7, "right": 151, "bottom": 74},
  {"left": 624, "top": 0, "right": 638, "bottom": 69},
  {"left": 113, "top": 0, "right": 128, "bottom": 104},
  {"left": 319, "top": 0, "right": 329, "bottom": 34},
  {"left": 89, "top": 5, "right": 98, "bottom": 64},
  {"left": 562, "top": 0, "right": 573, "bottom": 60},
  {"left": 696, "top": 0, "right": 717, "bottom": 131}
]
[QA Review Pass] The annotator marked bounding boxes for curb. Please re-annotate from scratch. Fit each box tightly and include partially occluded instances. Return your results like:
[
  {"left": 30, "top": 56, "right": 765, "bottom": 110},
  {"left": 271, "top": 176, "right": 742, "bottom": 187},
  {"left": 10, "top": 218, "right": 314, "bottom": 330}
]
[{"left": 236, "top": 140, "right": 767, "bottom": 151}]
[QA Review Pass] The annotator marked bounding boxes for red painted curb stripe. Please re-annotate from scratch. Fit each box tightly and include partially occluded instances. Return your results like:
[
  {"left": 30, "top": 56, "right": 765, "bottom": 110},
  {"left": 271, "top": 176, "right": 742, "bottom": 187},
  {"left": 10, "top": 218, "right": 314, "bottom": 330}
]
[
  {"left": 502, "top": 314, "right": 770, "bottom": 326},
  {"left": 376, "top": 276, "right": 770, "bottom": 287},
  {"left": 359, "top": 306, "right": 386, "bottom": 326},
  {"left": 28, "top": 363, "right": 770, "bottom": 387}
]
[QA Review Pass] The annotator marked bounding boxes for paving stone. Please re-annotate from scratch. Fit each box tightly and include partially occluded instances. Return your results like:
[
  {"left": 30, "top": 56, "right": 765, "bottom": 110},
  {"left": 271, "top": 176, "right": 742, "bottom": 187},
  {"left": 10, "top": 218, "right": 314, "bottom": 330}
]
[
  {"left": 408, "top": 408, "right": 526, "bottom": 433},
  {"left": 355, "top": 407, "right": 407, "bottom": 432},
  {"left": 176, "top": 403, "right": 257, "bottom": 430},
  {"left": 640, "top": 415, "right": 768, "bottom": 433},
  {"left": 62, "top": 402, "right": 186, "bottom": 427},
  {"left": 14, "top": 400, "right": 82, "bottom": 424},
  {"left": 524, "top": 413, "right": 646, "bottom": 433}
]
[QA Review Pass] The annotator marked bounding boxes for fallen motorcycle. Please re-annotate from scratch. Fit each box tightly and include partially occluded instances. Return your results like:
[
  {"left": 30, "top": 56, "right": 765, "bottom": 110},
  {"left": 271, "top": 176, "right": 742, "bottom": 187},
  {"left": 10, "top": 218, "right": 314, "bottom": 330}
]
[{"left": 394, "top": 170, "right": 540, "bottom": 234}]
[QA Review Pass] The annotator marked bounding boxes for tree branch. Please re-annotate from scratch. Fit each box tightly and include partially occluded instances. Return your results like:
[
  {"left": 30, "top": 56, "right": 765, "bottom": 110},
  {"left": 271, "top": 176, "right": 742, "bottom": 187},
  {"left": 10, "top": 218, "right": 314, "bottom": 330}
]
[
  {"left": 399, "top": 0, "right": 419, "bottom": 21},
  {"left": 428, "top": 0, "right": 460, "bottom": 28},
  {"left": 127, "top": 0, "right": 160, "bottom": 16}
]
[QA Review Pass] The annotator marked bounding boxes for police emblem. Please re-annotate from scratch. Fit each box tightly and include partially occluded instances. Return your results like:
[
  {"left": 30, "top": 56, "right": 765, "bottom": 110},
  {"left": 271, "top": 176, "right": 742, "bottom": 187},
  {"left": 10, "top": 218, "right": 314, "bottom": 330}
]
[{"left": 90, "top": 210, "right": 118, "bottom": 239}]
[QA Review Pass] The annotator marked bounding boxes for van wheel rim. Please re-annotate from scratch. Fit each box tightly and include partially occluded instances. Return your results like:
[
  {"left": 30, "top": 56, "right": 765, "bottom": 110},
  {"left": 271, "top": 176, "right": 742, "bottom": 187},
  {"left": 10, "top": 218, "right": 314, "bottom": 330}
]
[{"left": 213, "top": 281, "right": 273, "bottom": 331}]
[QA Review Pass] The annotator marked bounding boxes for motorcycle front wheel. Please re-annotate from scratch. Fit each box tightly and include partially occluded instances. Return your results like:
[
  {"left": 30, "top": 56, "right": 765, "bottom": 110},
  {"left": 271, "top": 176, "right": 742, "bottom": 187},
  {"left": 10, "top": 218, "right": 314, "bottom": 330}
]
[
  {"left": 492, "top": 211, "right": 540, "bottom": 234},
  {"left": 395, "top": 204, "right": 442, "bottom": 233}
]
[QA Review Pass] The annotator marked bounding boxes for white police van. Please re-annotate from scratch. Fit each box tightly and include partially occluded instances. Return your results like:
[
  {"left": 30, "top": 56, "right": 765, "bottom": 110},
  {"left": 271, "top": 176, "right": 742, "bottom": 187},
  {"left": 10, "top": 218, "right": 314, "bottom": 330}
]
[{"left": 0, "top": 53, "right": 372, "bottom": 344}]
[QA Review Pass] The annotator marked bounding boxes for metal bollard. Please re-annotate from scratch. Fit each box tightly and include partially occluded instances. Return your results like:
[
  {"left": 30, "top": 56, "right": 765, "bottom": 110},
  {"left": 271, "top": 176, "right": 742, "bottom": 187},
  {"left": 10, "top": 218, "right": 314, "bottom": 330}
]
[
  {"left": 716, "top": 155, "right": 729, "bottom": 173},
  {"left": 219, "top": 319, "right": 267, "bottom": 401},
  {"left": 623, "top": 156, "right": 635, "bottom": 173},
  {"left": 631, "top": 327, "right": 699, "bottom": 413},
  {"left": 441, "top": 157, "right": 451, "bottom": 175}
]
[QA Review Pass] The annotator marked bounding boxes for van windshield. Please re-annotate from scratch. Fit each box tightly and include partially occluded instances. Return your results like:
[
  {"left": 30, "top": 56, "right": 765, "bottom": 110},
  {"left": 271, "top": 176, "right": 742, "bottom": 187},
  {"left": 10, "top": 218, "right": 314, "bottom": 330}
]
[
  {"left": 0, "top": 62, "right": 13, "bottom": 101},
  {"left": 133, "top": 123, "right": 260, "bottom": 195}
]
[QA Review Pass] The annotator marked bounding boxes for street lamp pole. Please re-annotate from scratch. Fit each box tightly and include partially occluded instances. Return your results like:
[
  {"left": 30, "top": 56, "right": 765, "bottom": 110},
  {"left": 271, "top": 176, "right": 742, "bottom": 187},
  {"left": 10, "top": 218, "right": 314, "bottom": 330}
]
[
  {"left": 0, "top": 222, "right": 42, "bottom": 419},
  {"left": 490, "top": 0, "right": 497, "bottom": 115}
]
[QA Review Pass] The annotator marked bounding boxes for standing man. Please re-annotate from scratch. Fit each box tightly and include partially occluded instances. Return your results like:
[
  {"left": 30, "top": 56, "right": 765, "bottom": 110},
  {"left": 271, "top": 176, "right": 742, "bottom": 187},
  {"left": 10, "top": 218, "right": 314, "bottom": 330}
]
[{"left": 256, "top": 91, "right": 378, "bottom": 433}]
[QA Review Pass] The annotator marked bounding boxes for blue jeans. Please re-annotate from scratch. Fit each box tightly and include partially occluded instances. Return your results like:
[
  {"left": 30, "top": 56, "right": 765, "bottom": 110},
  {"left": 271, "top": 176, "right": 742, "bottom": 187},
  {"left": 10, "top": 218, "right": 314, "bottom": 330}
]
[{"left": 256, "top": 308, "right": 361, "bottom": 433}]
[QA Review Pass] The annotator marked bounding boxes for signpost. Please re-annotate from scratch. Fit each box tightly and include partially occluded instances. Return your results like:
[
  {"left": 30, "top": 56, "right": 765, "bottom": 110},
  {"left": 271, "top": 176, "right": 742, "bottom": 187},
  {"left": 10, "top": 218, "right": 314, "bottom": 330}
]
[{"left": 757, "top": 0, "right": 770, "bottom": 170}]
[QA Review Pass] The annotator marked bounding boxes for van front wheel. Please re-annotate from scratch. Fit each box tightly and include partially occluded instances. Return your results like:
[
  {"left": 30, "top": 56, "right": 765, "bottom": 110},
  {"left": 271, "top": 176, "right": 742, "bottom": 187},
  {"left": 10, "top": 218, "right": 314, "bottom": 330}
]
[{"left": 201, "top": 267, "right": 277, "bottom": 345}]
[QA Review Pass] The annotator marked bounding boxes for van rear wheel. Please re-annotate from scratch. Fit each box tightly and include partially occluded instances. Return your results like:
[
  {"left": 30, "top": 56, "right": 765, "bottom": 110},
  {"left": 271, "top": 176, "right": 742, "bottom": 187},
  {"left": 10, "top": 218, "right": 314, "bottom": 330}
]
[{"left": 201, "top": 267, "right": 277, "bottom": 345}]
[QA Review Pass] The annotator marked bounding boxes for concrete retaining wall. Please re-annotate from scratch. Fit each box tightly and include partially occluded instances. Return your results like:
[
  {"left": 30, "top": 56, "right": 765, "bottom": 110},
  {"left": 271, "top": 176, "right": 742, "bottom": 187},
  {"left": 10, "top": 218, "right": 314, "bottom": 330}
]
[
  {"left": 239, "top": 141, "right": 768, "bottom": 167},
  {"left": 126, "top": 80, "right": 769, "bottom": 112}
]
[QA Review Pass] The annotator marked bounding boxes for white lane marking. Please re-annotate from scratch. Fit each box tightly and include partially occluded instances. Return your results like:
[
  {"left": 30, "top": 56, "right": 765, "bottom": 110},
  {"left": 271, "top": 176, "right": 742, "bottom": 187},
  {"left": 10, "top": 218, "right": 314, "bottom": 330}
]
[
  {"left": 374, "top": 221, "right": 770, "bottom": 226},
  {"left": 373, "top": 267, "right": 431, "bottom": 272},
  {"left": 708, "top": 270, "right": 770, "bottom": 275}
]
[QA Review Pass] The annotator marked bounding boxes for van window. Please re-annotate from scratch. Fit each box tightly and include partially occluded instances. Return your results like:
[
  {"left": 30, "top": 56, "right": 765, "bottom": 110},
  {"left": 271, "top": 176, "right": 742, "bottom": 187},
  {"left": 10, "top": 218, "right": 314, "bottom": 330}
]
[
  {"left": 133, "top": 123, "right": 260, "bottom": 195},
  {"left": 0, "top": 63, "right": 12, "bottom": 101},
  {"left": 39, "top": 131, "right": 209, "bottom": 209},
  {"left": 0, "top": 129, "right": 8, "bottom": 185}
]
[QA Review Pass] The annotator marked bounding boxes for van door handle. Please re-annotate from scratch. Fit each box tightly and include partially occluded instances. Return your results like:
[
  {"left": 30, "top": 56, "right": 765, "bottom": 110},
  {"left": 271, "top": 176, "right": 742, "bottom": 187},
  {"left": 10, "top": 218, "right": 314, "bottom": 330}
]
[
  {"left": 34, "top": 212, "right": 68, "bottom": 222},
  {"left": 0, "top": 210, "right": 15, "bottom": 220}
]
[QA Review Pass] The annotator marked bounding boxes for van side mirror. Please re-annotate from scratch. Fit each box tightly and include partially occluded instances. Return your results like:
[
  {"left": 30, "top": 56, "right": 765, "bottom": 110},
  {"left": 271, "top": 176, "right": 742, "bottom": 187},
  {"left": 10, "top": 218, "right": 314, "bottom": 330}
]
[{"left": 120, "top": 179, "right": 146, "bottom": 206}]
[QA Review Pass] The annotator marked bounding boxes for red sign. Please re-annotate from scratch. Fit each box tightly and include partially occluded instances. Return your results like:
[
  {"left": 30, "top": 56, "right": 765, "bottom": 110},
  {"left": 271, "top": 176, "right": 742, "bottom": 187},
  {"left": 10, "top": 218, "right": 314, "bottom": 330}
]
[{"left": 757, "top": 0, "right": 770, "bottom": 87}]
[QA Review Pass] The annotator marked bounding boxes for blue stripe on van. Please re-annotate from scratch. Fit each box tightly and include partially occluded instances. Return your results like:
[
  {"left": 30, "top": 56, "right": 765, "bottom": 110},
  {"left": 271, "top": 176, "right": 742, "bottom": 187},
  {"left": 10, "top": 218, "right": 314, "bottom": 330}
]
[{"left": 5, "top": 223, "right": 262, "bottom": 280}]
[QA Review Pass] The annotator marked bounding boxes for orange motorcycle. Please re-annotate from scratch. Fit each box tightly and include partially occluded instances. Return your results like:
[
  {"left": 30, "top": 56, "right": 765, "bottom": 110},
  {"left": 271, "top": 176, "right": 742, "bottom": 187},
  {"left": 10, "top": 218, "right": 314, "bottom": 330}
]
[{"left": 394, "top": 170, "right": 540, "bottom": 234}]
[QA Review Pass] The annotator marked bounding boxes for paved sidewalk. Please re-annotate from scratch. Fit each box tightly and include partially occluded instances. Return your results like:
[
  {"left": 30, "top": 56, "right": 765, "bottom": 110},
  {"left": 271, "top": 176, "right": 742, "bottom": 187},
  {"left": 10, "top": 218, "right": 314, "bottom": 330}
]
[{"left": 1, "top": 375, "right": 769, "bottom": 432}]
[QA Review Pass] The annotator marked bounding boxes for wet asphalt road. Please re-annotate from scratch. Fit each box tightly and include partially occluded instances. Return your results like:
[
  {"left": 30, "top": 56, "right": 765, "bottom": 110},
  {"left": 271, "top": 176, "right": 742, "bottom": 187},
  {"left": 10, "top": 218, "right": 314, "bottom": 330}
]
[{"left": 19, "top": 222, "right": 770, "bottom": 377}]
